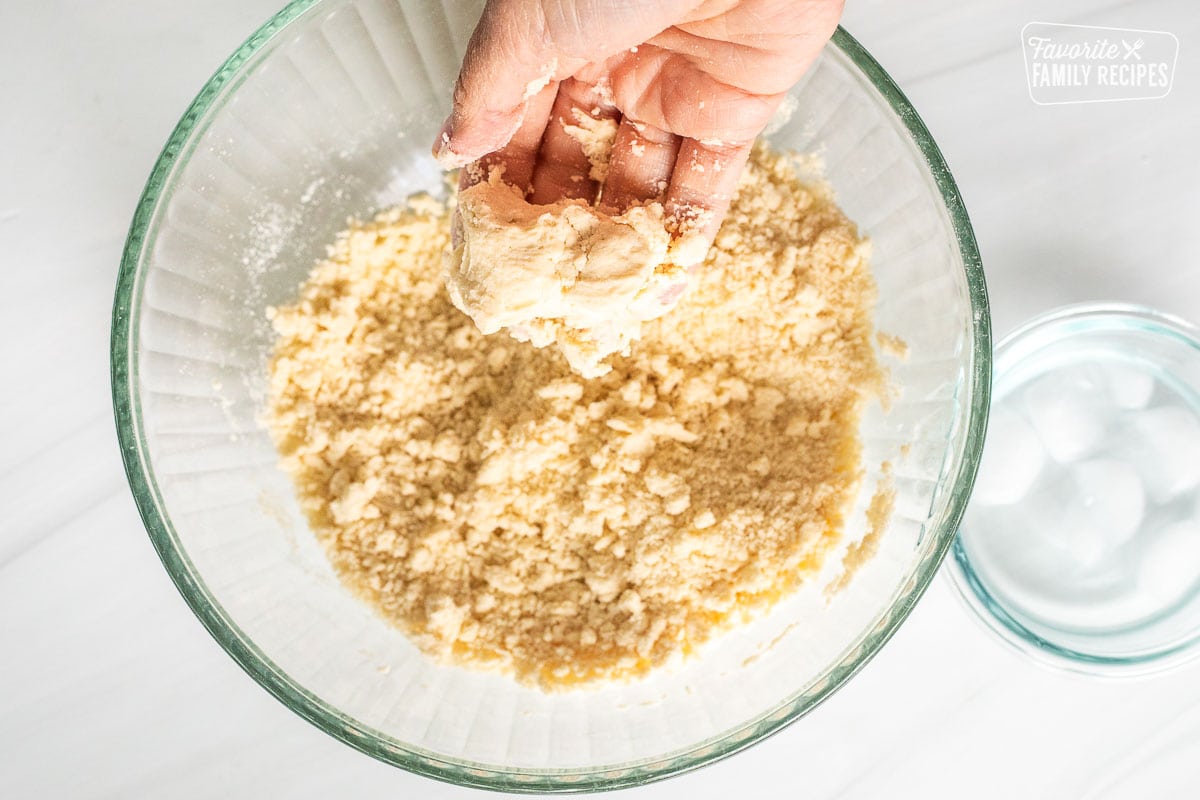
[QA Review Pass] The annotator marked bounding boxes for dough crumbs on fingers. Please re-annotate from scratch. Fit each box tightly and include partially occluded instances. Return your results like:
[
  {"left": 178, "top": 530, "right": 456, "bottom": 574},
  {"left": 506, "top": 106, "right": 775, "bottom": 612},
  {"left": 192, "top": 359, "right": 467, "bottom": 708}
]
[{"left": 562, "top": 110, "right": 620, "bottom": 183}]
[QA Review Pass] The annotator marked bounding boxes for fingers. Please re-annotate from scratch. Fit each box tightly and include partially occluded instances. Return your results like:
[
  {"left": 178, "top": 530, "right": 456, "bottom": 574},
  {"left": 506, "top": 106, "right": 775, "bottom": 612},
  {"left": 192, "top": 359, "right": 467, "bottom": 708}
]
[
  {"left": 664, "top": 138, "right": 753, "bottom": 266},
  {"left": 598, "top": 118, "right": 679, "bottom": 215},
  {"left": 528, "top": 78, "right": 620, "bottom": 205},
  {"left": 434, "top": 0, "right": 708, "bottom": 168},
  {"left": 453, "top": 81, "right": 557, "bottom": 249},
  {"left": 459, "top": 80, "right": 558, "bottom": 193},
  {"left": 432, "top": 3, "right": 565, "bottom": 168}
]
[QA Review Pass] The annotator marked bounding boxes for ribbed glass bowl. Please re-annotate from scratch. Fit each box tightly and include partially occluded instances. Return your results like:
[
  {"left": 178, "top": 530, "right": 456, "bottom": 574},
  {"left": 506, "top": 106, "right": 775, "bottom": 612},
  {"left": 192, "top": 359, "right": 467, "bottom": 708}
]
[{"left": 111, "top": 0, "right": 989, "bottom": 791}]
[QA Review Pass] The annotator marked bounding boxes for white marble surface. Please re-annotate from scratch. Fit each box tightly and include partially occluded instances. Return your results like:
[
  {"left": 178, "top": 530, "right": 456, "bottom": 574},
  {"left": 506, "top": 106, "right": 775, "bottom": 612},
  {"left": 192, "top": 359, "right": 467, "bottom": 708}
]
[{"left": 3, "top": 0, "right": 1199, "bottom": 796}]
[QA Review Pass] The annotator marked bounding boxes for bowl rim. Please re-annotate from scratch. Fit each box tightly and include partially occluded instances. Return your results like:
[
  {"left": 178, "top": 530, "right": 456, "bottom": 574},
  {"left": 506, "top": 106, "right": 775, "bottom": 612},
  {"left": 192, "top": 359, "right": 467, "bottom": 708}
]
[
  {"left": 947, "top": 302, "right": 1200, "bottom": 678},
  {"left": 110, "top": 2, "right": 992, "bottom": 792}
]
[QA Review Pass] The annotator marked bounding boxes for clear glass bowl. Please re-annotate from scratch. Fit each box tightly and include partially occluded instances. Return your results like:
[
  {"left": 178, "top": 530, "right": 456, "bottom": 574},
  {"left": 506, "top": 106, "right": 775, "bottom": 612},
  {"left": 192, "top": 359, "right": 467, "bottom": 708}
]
[
  {"left": 111, "top": 0, "right": 990, "bottom": 791},
  {"left": 948, "top": 304, "right": 1200, "bottom": 676}
]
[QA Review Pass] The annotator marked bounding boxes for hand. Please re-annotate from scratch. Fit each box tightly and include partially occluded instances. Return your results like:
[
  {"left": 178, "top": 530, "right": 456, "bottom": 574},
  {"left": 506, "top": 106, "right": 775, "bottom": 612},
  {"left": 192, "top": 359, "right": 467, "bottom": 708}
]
[{"left": 433, "top": 0, "right": 843, "bottom": 262}]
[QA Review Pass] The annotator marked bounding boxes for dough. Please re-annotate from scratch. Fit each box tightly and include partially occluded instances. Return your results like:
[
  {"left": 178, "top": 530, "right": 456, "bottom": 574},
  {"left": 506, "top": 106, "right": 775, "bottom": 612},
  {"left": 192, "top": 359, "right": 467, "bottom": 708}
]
[
  {"left": 446, "top": 171, "right": 691, "bottom": 378},
  {"left": 266, "top": 146, "right": 885, "bottom": 687}
]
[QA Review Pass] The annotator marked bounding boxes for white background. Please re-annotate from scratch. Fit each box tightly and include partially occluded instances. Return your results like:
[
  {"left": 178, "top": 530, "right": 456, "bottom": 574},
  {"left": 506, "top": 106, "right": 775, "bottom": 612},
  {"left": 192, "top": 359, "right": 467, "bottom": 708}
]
[{"left": 2, "top": 0, "right": 1199, "bottom": 796}]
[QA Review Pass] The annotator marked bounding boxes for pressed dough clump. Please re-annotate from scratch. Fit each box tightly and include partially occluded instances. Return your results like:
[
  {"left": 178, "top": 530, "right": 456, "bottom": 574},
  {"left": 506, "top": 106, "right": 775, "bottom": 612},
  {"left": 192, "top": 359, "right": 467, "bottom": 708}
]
[
  {"left": 447, "top": 172, "right": 689, "bottom": 379},
  {"left": 446, "top": 109, "right": 694, "bottom": 379},
  {"left": 267, "top": 146, "right": 882, "bottom": 687}
]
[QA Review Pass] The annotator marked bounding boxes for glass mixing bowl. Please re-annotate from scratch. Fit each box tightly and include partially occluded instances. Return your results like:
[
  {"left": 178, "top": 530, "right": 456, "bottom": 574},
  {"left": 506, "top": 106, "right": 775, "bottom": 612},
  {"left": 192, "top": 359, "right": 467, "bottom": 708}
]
[{"left": 111, "top": 0, "right": 990, "bottom": 791}]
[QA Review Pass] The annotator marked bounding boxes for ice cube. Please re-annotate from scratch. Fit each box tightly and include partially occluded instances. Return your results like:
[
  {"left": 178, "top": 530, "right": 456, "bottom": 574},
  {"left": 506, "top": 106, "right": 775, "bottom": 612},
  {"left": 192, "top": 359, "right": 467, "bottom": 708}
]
[
  {"left": 963, "top": 462, "right": 1155, "bottom": 629},
  {"left": 972, "top": 405, "right": 1045, "bottom": 505},
  {"left": 1102, "top": 361, "right": 1156, "bottom": 410},
  {"left": 1136, "top": 521, "right": 1200, "bottom": 606},
  {"left": 1024, "top": 368, "right": 1109, "bottom": 463},
  {"left": 1128, "top": 406, "right": 1200, "bottom": 502},
  {"left": 1023, "top": 466, "right": 1112, "bottom": 569},
  {"left": 1068, "top": 458, "right": 1145, "bottom": 546}
]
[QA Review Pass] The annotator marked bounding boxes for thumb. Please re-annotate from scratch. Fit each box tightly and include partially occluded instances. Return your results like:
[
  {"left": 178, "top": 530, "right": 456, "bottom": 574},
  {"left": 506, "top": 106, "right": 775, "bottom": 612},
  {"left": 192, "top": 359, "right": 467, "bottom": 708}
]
[{"left": 433, "top": 3, "right": 567, "bottom": 168}]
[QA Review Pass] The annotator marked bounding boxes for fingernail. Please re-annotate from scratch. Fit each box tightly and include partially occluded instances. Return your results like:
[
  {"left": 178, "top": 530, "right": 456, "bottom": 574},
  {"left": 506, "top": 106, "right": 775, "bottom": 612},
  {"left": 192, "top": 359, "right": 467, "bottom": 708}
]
[
  {"left": 433, "top": 117, "right": 465, "bottom": 168},
  {"left": 431, "top": 118, "right": 447, "bottom": 155},
  {"left": 665, "top": 208, "right": 715, "bottom": 267},
  {"left": 668, "top": 228, "right": 713, "bottom": 268}
]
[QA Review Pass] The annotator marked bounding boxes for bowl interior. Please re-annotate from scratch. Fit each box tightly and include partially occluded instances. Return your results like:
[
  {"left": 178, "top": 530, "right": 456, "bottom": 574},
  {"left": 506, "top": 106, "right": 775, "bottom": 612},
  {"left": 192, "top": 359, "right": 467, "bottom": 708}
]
[{"left": 113, "top": 0, "right": 988, "bottom": 790}]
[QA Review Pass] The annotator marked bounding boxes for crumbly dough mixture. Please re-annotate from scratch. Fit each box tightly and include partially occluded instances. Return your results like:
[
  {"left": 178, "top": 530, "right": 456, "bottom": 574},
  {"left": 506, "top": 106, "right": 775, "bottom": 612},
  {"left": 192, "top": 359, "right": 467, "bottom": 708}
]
[{"left": 267, "top": 146, "right": 882, "bottom": 687}]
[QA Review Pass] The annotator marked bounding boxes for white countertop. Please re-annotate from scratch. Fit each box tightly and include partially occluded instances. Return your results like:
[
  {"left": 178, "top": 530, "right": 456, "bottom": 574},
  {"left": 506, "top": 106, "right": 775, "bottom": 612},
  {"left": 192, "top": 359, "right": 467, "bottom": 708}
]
[{"left": 3, "top": 0, "right": 1199, "bottom": 796}]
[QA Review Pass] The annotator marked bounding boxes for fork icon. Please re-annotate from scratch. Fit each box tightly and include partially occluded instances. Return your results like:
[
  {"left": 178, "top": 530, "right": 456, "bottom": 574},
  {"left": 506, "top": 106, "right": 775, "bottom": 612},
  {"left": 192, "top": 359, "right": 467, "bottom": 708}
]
[{"left": 1122, "top": 38, "right": 1145, "bottom": 60}]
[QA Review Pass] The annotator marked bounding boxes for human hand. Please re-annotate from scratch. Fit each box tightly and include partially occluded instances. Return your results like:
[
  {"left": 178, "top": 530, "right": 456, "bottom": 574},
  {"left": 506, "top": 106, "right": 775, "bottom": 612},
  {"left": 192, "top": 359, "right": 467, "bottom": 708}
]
[{"left": 432, "top": 0, "right": 844, "bottom": 263}]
